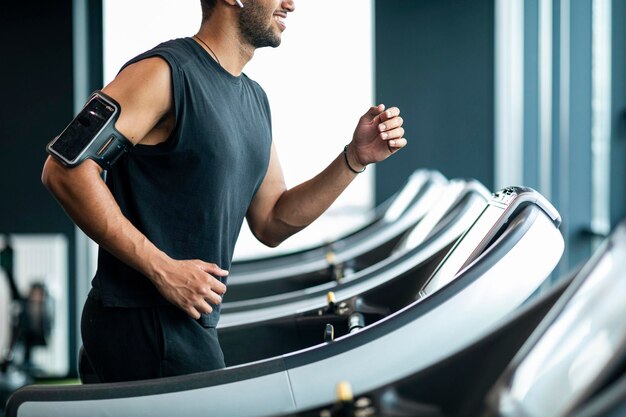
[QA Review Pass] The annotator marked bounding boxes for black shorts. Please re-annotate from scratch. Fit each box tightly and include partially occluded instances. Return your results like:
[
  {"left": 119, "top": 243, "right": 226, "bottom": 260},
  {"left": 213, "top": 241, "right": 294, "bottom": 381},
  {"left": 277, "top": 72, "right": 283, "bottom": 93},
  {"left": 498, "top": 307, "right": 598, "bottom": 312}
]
[{"left": 81, "top": 295, "right": 225, "bottom": 383}]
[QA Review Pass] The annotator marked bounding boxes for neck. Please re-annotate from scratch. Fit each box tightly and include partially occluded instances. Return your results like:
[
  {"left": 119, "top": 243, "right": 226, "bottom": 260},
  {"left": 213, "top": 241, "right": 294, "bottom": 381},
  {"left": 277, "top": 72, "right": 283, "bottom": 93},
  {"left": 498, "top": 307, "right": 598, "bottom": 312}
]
[{"left": 195, "top": 16, "right": 254, "bottom": 76}]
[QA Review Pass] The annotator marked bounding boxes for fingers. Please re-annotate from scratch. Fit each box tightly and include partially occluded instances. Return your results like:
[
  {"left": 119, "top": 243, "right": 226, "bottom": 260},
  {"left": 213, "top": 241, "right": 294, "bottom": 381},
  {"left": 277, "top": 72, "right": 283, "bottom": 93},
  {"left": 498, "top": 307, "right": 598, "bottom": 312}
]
[
  {"left": 195, "top": 280, "right": 220, "bottom": 303},
  {"left": 380, "top": 106, "right": 401, "bottom": 121},
  {"left": 377, "top": 115, "right": 403, "bottom": 132},
  {"left": 185, "top": 284, "right": 220, "bottom": 319},
  {"left": 376, "top": 109, "right": 406, "bottom": 152},
  {"left": 378, "top": 125, "right": 405, "bottom": 141},
  {"left": 193, "top": 260, "right": 228, "bottom": 294},
  {"left": 169, "top": 260, "right": 228, "bottom": 319},
  {"left": 376, "top": 109, "right": 404, "bottom": 148},
  {"left": 196, "top": 260, "right": 229, "bottom": 277},
  {"left": 372, "top": 106, "right": 401, "bottom": 125},
  {"left": 186, "top": 299, "right": 213, "bottom": 320},
  {"left": 387, "top": 137, "right": 408, "bottom": 152},
  {"left": 186, "top": 306, "right": 204, "bottom": 320},
  {"left": 351, "top": 103, "right": 406, "bottom": 165},
  {"left": 362, "top": 104, "right": 386, "bottom": 121}
]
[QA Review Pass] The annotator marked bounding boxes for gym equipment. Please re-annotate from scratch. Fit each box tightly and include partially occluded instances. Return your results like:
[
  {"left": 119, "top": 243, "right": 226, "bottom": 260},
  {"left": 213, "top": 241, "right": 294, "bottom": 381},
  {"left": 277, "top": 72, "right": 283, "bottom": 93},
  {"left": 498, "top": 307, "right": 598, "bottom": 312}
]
[
  {"left": 280, "top": 274, "right": 575, "bottom": 417},
  {"left": 73, "top": 178, "right": 489, "bottom": 379},
  {"left": 217, "top": 179, "right": 491, "bottom": 366},
  {"left": 0, "top": 238, "right": 54, "bottom": 413},
  {"left": 483, "top": 219, "right": 626, "bottom": 417},
  {"left": 220, "top": 178, "right": 490, "bottom": 315},
  {"left": 217, "top": 186, "right": 557, "bottom": 367},
  {"left": 5, "top": 186, "right": 563, "bottom": 417},
  {"left": 226, "top": 169, "right": 448, "bottom": 301}
]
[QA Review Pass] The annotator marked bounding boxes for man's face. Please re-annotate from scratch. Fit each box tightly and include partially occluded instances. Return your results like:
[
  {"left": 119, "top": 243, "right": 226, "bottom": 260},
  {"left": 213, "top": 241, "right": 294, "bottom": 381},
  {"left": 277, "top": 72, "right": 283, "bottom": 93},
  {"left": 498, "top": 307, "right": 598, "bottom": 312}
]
[{"left": 238, "top": 0, "right": 295, "bottom": 48}]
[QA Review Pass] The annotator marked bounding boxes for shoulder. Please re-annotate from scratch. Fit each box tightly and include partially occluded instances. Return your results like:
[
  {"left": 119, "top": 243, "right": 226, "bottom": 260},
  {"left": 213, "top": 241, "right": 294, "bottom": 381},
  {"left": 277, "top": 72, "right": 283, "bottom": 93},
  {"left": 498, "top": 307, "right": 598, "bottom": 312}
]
[
  {"left": 242, "top": 73, "right": 266, "bottom": 94},
  {"left": 121, "top": 38, "right": 198, "bottom": 74},
  {"left": 102, "top": 51, "right": 177, "bottom": 137},
  {"left": 241, "top": 74, "right": 270, "bottom": 105},
  {"left": 112, "top": 38, "right": 197, "bottom": 98},
  {"left": 115, "top": 56, "right": 172, "bottom": 94}
]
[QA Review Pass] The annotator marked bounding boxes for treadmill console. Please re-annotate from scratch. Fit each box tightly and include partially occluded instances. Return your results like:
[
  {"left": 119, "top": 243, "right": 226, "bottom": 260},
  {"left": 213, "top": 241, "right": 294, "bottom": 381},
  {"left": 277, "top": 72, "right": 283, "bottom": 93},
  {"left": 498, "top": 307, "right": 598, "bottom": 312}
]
[
  {"left": 419, "top": 186, "right": 560, "bottom": 297},
  {"left": 490, "top": 186, "right": 561, "bottom": 226}
]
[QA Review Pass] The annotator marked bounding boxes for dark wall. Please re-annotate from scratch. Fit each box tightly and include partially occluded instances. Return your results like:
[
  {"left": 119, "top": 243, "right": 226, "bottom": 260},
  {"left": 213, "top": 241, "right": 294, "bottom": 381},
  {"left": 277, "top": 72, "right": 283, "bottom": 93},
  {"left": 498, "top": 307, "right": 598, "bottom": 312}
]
[
  {"left": 1, "top": 3, "right": 74, "bottom": 233},
  {"left": 375, "top": 0, "right": 495, "bottom": 203},
  {"left": 0, "top": 2, "right": 76, "bottom": 375}
]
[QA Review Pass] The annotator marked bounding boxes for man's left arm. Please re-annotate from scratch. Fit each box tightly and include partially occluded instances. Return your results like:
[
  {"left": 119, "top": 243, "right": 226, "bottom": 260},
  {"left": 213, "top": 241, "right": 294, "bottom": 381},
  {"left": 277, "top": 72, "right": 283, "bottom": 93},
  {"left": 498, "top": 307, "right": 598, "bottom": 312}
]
[{"left": 246, "top": 104, "right": 407, "bottom": 248}]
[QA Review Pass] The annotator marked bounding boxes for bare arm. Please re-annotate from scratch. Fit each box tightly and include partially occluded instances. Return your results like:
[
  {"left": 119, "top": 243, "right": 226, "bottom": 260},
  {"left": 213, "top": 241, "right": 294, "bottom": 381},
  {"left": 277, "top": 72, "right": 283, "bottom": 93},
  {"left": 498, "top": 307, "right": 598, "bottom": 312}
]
[
  {"left": 247, "top": 105, "right": 407, "bottom": 247},
  {"left": 42, "top": 57, "right": 226, "bottom": 319}
]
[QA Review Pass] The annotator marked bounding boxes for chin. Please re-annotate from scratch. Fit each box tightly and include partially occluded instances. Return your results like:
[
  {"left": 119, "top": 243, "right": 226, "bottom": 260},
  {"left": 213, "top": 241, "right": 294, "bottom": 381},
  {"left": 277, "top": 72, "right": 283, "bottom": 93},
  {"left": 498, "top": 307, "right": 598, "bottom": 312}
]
[{"left": 254, "top": 36, "right": 282, "bottom": 49}]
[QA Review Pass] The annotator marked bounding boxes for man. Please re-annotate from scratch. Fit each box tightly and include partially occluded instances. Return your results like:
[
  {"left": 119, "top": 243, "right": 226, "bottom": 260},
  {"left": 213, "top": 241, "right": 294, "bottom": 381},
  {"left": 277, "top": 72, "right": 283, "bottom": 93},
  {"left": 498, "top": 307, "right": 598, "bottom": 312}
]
[{"left": 42, "top": 0, "right": 407, "bottom": 382}]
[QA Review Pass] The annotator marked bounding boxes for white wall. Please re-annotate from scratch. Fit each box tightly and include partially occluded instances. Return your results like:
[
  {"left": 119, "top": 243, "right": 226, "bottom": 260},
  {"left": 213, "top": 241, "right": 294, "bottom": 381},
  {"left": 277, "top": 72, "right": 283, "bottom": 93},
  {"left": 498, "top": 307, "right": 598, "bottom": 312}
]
[{"left": 103, "top": 0, "right": 374, "bottom": 258}]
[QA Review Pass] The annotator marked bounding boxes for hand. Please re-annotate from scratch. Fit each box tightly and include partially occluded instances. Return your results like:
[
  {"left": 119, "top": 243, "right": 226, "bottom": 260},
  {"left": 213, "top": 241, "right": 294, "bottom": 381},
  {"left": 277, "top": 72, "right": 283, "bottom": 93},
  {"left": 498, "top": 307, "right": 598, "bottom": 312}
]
[
  {"left": 151, "top": 259, "right": 228, "bottom": 319},
  {"left": 347, "top": 104, "right": 407, "bottom": 169}
]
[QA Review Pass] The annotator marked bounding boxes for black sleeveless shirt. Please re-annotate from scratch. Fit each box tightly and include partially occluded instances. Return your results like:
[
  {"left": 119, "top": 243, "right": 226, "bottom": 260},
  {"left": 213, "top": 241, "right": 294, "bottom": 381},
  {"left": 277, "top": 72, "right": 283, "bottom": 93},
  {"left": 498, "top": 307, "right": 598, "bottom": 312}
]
[{"left": 90, "top": 38, "right": 273, "bottom": 326}]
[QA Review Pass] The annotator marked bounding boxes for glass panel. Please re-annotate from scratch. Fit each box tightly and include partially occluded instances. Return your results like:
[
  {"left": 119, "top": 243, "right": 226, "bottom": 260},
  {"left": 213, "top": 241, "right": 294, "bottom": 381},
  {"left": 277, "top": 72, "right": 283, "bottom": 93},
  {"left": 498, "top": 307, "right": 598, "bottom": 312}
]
[{"left": 102, "top": 0, "right": 375, "bottom": 258}]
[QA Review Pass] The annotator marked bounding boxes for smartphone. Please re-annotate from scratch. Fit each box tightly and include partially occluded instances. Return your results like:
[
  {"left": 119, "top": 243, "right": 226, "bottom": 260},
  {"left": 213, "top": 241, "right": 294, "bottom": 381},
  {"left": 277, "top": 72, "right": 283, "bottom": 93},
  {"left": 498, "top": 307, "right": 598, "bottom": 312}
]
[{"left": 47, "top": 94, "right": 118, "bottom": 166}]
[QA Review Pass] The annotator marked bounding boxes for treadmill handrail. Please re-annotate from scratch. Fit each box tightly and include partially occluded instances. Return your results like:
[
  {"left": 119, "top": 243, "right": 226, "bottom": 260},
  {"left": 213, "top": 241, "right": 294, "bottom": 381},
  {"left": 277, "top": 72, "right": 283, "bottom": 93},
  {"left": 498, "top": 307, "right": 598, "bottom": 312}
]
[
  {"left": 219, "top": 181, "right": 489, "bottom": 317},
  {"left": 218, "top": 195, "right": 484, "bottom": 327}
]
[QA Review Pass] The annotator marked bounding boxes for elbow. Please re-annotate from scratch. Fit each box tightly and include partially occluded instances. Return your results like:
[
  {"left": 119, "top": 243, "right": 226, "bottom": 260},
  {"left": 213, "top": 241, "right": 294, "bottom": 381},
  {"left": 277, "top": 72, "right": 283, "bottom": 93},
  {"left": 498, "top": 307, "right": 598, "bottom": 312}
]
[
  {"left": 252, "top": 220, "right": 304, "bottom": 248},
  {"left": 41, "top": 156, "right": 88, "bottom": 197},
  {"left": 249, "top": 224, "right": 286, "bottom": 249},
  {"left": 41, "top": 157, "right": 62, "bottom": 194},
  {"left": 256, "top": 232, "right": 284, "bottom": 249},
  {"left": 263, "top": 238, "right": 283, "bottom": 249}
]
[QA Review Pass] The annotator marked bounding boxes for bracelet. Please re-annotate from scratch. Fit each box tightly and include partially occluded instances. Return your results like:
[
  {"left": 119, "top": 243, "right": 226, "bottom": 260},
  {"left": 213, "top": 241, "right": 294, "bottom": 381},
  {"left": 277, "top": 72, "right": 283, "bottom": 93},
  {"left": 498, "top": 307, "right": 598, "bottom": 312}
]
[{"left": 343, "top": 145, "right": 366, "bottom": 174}]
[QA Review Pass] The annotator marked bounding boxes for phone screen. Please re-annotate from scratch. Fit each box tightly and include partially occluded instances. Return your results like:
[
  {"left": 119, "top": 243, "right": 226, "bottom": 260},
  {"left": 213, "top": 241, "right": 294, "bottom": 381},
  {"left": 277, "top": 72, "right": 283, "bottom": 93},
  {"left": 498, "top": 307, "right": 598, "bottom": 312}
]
[{"left": 50, "top": 96, "right": 116, "bottom": 162}]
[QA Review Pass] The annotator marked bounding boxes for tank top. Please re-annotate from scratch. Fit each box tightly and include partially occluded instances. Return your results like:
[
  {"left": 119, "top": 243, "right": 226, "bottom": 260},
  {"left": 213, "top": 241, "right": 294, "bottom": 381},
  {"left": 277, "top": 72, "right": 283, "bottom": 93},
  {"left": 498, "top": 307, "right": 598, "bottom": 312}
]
[{"left": 90, "top": 37, "right": 273, "bottom": 327}]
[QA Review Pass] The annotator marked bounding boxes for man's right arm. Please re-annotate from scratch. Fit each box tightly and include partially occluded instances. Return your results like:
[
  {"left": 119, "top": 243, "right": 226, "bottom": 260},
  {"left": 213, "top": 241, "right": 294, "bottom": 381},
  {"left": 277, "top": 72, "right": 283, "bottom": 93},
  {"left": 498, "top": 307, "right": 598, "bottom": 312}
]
[{"left": 42, "top": 57, "right": 226, "bottom": 319}]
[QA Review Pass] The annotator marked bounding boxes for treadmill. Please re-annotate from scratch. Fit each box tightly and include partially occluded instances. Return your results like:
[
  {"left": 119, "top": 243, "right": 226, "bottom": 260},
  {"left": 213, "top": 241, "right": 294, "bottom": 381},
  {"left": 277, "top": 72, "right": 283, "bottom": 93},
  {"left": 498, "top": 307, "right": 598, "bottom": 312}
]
[
  {"left": 217, "top": 179, "right": 491, "bottom": 366},
  {"left": 220, "top": 178, "right": 490, "bottom": 315},
  {"left": 266, "top": 263, "right": 577, "bottom": 417},
  {"left": 5, "top": 187, "right": 563, "bottom": 417},
  {"left": 482, "top": 219, "right": 626, "bottom": 417},
  {"left": 225, "top": 170, "right": 449, "bottom": 301},
  {"left": 72, "top": 178, "right": 488, "bottom": 381}
]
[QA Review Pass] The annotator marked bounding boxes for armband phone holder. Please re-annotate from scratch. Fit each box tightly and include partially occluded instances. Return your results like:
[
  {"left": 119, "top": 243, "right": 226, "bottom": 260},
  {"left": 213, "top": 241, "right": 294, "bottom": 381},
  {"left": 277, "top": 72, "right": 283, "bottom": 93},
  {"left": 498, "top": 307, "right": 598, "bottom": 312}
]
[{"left": 46, "top": 91, "right": 132, "bottom": 169}]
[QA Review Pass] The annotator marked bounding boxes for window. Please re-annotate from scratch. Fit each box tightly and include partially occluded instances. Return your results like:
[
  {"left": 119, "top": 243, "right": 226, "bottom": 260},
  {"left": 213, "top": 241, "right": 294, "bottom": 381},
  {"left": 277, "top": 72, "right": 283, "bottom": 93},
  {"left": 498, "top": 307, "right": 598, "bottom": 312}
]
[{"left": 103, "top": 0, "right": 375, "bottom": 258}]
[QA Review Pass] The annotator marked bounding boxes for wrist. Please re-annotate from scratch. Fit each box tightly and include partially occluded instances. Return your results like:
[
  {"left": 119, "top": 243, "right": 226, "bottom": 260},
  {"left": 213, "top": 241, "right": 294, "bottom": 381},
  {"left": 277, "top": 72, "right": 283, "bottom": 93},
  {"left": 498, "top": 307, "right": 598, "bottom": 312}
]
[
  {"left": 141, "top": 246, "right": 173, "bottom": 285},
  {"left": 343, "top": 143, "right": 366, "bottom": 174}
]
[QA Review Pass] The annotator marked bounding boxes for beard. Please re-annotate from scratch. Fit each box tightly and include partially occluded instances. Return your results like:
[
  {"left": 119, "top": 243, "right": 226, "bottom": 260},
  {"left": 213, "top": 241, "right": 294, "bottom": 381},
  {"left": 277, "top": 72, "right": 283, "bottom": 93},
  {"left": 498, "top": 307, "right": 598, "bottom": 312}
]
[{"left": 238, "top": 1, "right": 282, "bottom": 48}]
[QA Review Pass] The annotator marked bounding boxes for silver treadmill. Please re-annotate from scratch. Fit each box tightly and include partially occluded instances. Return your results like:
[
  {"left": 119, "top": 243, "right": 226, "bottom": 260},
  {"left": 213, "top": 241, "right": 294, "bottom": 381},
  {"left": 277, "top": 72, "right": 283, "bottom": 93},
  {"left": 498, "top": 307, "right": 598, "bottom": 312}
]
[
  {"left": 5, "top": 187, "right": 563, "bottom": 417},
  {"left": 73, "top": 178, "right": 489, "bottom": 378},
  {"left": 217, "top": 179, "right": 490, "bottom": 365},
  {"left": 266, "top": 257, "right": 577, "bottom": 417},
  {"left": 220, "top": 178, "right": 490, "bottom": 315},
  {"left": 225, "top": 170, "right": 448, "bottom": 301},
  {"left": 483, "top": 219, "right": 626, "bottom": 417}
]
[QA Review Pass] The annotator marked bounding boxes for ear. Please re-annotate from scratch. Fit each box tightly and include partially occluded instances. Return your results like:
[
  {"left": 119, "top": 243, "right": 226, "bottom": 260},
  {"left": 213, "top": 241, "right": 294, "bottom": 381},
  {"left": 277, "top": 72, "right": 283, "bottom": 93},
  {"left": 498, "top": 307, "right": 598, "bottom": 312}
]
[{"left": 222, "top": 0, "right": 243, "bottom": 7}]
